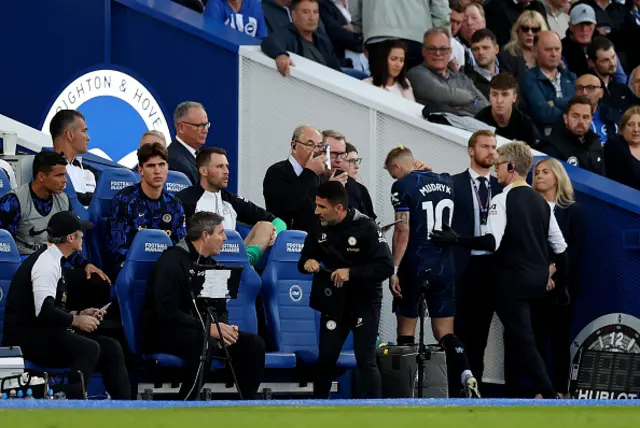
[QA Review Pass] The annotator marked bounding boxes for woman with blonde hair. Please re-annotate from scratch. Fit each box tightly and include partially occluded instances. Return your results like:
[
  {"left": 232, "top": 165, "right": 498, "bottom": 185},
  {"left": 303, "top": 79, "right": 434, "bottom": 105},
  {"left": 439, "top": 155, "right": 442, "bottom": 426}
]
[
  {"left": 532, "top": 157, "right": 585, "bottom": 398},
  {"left": 504, "top": 11, "right": 549, "bottom": 70}
]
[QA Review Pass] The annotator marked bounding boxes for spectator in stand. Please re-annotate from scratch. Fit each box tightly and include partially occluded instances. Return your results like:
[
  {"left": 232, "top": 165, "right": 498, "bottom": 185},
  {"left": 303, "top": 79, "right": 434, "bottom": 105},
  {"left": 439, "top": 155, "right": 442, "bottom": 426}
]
[
  {"left": 631, "top": 66, "right": 640, "bottom": 98},
  {"left": 575, "top": 74, "right": 618, "bottom": 143},
  {"left": 484, "top": 0, "right": 547, "bottom": 47},
  {"left": 604, "top": 106, "right": 640, "bottom": 190},
  {"left": 350, "top": 0, "right": 450, "bottom": 71},
  {"left": 503, "top": 11, "right": 550, "bottom": 70},
  {"left": 449, "top": 0, "right": 467, "bottom": 71},
  {"left": 408, "top": 28, "right": 489, "bottom": 117},
  {"left": 205, "top": 0, "right": 268, "bottom": 39},
  {"left": 540, "top": 0, "right": 571, "bottom": 39},
  {"left": 475, "top": 73, "right": 540, "bottom": 145},
  {"left": 587, "top": 37, "right": 639, "bottom": 114},
  {"left": 619, "top": 1, "right": 640, "bottom": 72},
  {"left": 317, "top": 0, "right": 365, "bottom": 70},
  {"left": 50, "top": 110, "right": 97, "bottom": 207},
  {"left": 520, "top": 30, "right": 576, "bottom": 136},
  {"left": 344, "top": 142, "right": 361, "bottom": 180},
  {"left": 322, "top": 131, "right": 376, "bottom": 219},
  {"left": 261, "top": 0, "right": 342, "bottom": 76},
  {"left": 363, "top": 39, "right": 416, "bottom": 101},
  {"left": 532, "top": 157, "right": 585, "bottom": 399},
  {"left": 168, "top": 102, "right": 209, "bottom": 186},
  {"left": 109, "top": 143, "right": 187, "bottom": 270},
  {"left": 262, "top": 0, "right": 294, "bottom": 33},
  {"left": 562, "top": 4, "right": 627, "bottom": 83},
  {"left": 140, "top": 130, "right": 166, "bottom": 148},
  {"left": 458, "top": 3, "right": 487, "bottom": 67},
  {"left": 262, "top": 125, "right": 327, "bottom": 233},
  {"left": 539, "top": 96, "right": 604, "bottom": 175},
  {"left": 572, "top": 0, "right": 625, "bottom": 39},
  {"left": 464, "top": 29, "right": 526, "bottom": 99}
]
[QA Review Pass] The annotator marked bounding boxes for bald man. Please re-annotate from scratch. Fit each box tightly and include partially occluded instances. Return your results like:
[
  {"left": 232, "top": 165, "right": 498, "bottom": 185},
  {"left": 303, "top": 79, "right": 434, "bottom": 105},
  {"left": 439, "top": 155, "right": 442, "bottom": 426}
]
[
  {"left": 574, "top": 74, "right": 617, "bottom": 144},
  {"left": 630, "top": 67, "right": 640, "bottom": 99},
  {"left": 520, "top": 31, "right": 576, "bottom": 136},
  {"left": 140, "top": 131, "right": 167, "bottom": 148},
  {"left": 262, "top": 125, "right": 329, "bottom": 233}
]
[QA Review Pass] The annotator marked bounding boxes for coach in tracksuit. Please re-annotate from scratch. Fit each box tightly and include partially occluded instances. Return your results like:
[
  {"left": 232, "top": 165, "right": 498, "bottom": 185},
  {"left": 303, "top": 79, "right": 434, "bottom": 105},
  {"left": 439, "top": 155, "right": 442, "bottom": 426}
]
[
  {"left": 432, "top": 141, "right": 568, "bottom": 399},
  {"left": 298, "top": 181, "right": 394, "bottom": 399}
]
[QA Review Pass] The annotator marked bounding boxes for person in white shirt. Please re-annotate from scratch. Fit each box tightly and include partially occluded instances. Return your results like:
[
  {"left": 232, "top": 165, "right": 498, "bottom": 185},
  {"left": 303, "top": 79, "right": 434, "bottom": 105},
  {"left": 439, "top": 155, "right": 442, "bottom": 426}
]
[
  {"left": 168, "top": 101, "right": 210, "bottom": 185},
  {"left": 363, "top": 39, "right": 416, "bottom": 101},
  {"left": 50, "top": 110, "right": 97, "bottom": 206}
]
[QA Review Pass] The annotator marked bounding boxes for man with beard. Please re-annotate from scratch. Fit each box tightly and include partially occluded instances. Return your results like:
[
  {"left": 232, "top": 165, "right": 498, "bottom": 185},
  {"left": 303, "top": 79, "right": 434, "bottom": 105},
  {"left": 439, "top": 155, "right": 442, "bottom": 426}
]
[
  {"left": 539, "top": 96, "right": 604, "bottom": 175},
  {"left": 574, "top": 73, "right": 618, "bottom": 144}
]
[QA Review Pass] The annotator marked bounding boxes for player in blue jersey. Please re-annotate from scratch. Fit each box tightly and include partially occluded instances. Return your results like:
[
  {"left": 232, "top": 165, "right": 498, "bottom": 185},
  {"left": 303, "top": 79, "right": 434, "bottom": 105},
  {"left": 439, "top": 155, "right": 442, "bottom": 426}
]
[{"left": 385, "top": 146, "right": 480, "bottom": 398}]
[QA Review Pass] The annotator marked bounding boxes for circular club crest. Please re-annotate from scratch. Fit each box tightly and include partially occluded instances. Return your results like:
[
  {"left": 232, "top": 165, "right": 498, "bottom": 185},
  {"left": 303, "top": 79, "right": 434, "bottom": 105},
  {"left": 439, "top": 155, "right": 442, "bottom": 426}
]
[
  {"left": 324, "top": 288, "right": 332, "bottom": 297},
  {"left": 348, "top": 236, "right": 357, "bottom": 246},
  {"left": 41, "top": 69, "right": 171, "bottom": 169},
  {"left": 289, "top": 284, "right": 303, "bottom": 303},
  {"left": 326, "top": 320, "right": 337, "bottom": 330},
  {"left": 162, "top": 214, "right": 172, "bottom": 223},
  {"left": 567, "top": 156, "right": 579, "bottom": 167},
  {"left": 571, "top": 313, "right": 640, "bottom": 367}
]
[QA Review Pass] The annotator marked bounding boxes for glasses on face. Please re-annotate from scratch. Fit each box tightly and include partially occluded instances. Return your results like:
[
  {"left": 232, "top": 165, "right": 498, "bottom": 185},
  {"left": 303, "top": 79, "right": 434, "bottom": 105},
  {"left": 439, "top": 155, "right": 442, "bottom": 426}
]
[
  {"left": 495, "top": 160, "right": 509, "bottom": 168},
  {"left": 424, "top": 46, "right": 451, "bottom": 56},
  {"left": 181, "top": 121, "right": 211, "bottom": 131},
  {"left": 575, "top": 84, "right": 602, "bottom": 93},
  {"left": 347, "top": 157, "right": 362, "bottom": 166},
  {"left": 520, "top": 25, "right": 541, "bottom": 34},
  {"left": 295, "top": 140, "right": 327, "bottom": 151},
  {"left": 329, "top": 151, "right": 348, "bottom": 160}
]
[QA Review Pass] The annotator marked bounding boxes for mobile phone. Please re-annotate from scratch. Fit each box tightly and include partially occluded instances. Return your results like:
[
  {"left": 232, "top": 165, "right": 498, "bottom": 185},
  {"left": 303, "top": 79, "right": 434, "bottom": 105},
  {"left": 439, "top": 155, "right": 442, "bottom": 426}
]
[
  {"left": 99, "top": 302, "right": 112, "bottom": 312},
  {"left": 334, "top": 169, "right": 345, "bottom": 176}
]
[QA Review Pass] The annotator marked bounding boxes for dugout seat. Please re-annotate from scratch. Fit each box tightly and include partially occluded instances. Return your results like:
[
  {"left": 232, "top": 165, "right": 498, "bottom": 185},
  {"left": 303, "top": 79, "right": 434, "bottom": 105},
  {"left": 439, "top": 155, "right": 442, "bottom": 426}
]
[
  {"left": 114, "top": 229, "right": 185, "bottom": 368},
  {"left": 0, "top": 168, "right": 11, "bottom": 198},
  {"left": 215, "top": 230, "right": 296, "bottom": 369},
  {"left": 86, "top": 168, "right": 137, "bottom": 272},
  {"left": 164, "top": 170, "right": 191, "bottom": 194},
  {"left": 0, "top": 229, "right": 22, "bottom": 345},
  {"left": 261, "top": 231, "right": 356, "bottom": 367}
]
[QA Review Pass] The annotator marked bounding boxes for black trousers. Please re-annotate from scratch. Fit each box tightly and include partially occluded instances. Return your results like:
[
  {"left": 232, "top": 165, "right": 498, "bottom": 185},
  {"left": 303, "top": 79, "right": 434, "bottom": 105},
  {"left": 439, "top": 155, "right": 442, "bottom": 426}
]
[
  {"left": 531, "top": 292, "right": 574, "bottom": 394},
  {"left": 495, "top": 291, "right": 556, "bottom": 398},
  {"left": 314, "top": 303, "right": 381, "bottom": 399},
  {"left": 18, "top": 328, "right": 130, "bottom": 399},
  {"left": 150, "top": 327, "right": 265, "bottom": 400},
  {"left": 455, "top": 255, "right": 497, "bottom": 382}
]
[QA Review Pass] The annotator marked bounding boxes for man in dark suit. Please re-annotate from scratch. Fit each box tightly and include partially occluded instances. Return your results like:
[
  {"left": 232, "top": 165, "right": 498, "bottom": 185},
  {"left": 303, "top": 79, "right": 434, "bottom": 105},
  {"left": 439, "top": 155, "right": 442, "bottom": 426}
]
[
  {"left": 451, "top": 129, "right": 503, "bottom": 390},
  {"left": 168, "top": 101, "right": 209, "bottom": 185},
  {"left": 262, "top": 125, "right": 328, "bottom": 233}
]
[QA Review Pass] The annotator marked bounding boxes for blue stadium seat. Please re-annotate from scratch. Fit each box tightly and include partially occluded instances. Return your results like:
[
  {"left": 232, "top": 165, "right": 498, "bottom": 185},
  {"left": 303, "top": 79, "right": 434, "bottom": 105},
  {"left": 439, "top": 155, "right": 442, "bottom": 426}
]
[
  {"left": 0, "top": 230, "right": 22, "bottom": 345},
  {"left": 216, "top": 230, "right": 296, "bottom": 369},
  {"left": 114, "top": 229, "right": 185, "bottom": 368},
  {"left": 86, "top": 168, "right": 137, "bottom": 272},
  {"left": 164, "top": 170, "right": 191, "bottom": 194},
  {"left": 261, "top": 231, "right": 356, "bottom": 368},
  {"left": 0, "top": 168, "right": 11, "bottom": 198}
]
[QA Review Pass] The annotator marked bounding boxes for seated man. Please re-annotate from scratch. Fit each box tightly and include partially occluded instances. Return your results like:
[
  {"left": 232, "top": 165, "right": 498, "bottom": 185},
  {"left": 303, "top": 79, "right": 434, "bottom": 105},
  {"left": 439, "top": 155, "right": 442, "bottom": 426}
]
[
  {"left": 168, "top": 102, "right": 210, "bottom": 186},
  {"left": 109, "top": 142, "right": 186, "bottom": 269},
  {"left": 2, "top": 211, "right": 130, "bottom": 400},
  {"left": 0, "top": 151, "right": 110, "bottom": 310},
  {"left": 408, "top": 27, "right": 489, "bottom": 117},
  {"left": 142, "top": 211, "right": 265, "bottom": 400},
  {"left": 176, "top": 147, "right": 286, "bottom": 265},
  {"left": 539, "top": 96, "right": 604, "bottom": 175},
  {"left": 261, "top": 0, "right": 341, "bottom": 76},
  {"left": 131, "top": 130, "right": 167, "bottom": 171},
  {"left": 50, "top": 110, "right": 98, "bottom": 206},
  {"left": 475, "top": 72, "right": 540, "bottom": 146}
]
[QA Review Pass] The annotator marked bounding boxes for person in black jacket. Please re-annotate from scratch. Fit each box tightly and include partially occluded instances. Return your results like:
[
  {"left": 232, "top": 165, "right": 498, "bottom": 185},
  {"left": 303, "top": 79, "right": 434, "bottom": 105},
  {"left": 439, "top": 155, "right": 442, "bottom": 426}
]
[
  {"left": 574, "top": 73, "right": 619, "bottom": 144},
  {"left": 177, "top": 147, "right": 287, "bottom": 265},
  {"left": 532, "top": 158, "right": 585, "bottom": 398},
  {"left": 299, "top": 181, "right": 393, "bottom": 398},
  {"left": 475, "top": 72, "right": 540, "bottom": 146},
  {"left": 344, "top": 142, "right": 376, "bottom": 219},
  {"left": 263, "top": 125, "right": 328, "bottom": 233},
  {"left": 142, "top": 212, "right": 266, "bottom": 400},
  {"left": 317, "top": 0, "right": 363, "bottom": 66},
  {"left": 168, "top": 101, "right": 210, "bottom": 185},
  {"left": 261, "top": 0, "right": 341, "bottom": 76},
  {"left": 2, "top": 212, "right": 130, "bottom": 399},
  {"left": 539, "top": 96, "right": 604, "bottom": 175}
]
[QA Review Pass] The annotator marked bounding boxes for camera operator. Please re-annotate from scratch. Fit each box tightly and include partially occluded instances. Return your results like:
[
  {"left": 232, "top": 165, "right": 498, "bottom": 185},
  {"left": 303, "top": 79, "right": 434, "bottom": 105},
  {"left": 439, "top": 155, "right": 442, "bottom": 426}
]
[
  {"left": 299, "top": 181, "right": 394, "bottom": 399},
  {"left": 142, "top": 212, "right": 265, "bottom": 400}
]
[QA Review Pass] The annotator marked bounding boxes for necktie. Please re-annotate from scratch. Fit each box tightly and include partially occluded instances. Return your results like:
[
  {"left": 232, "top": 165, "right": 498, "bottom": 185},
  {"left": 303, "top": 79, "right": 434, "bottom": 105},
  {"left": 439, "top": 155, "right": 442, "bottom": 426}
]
[{"left": 478, "top": 177, "right": 489, "bottom": 224}]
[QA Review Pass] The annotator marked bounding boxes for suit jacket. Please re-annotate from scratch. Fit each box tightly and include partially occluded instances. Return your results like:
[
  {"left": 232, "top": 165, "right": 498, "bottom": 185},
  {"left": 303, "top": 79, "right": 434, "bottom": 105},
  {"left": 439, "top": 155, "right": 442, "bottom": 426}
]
[
  {"left": 451, "top": 170, "right": 503, "bottom": 276},
  {"left": 168, "top": 139, "right": 199, "bottom": 187},
  {"left": 551, "top": 202, "right": 585, "bottom": 295}
]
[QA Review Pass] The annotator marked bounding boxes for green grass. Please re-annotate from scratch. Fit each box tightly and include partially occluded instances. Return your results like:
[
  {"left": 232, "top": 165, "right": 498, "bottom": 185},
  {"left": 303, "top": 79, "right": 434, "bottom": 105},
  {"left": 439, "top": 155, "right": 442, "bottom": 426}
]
[{"left": 1, "top": 407, "right": 640, "bottom": 427}]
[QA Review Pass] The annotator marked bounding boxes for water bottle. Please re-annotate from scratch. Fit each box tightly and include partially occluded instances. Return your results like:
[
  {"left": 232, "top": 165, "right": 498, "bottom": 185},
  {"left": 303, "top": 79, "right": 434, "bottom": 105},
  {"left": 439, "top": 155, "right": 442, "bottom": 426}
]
[
  {"left": 9, "top": 389, "right": 16, "bottom": 399},
  {"left": 26, "top": 389, "right": 34, "bottom": 400},
  {"left": 1, "top": 392, "right": 7, "bottom": 400},
  {"left": 17, "top": 390, "right": 24, "bottom": 399},
  {"left": 47, "top": 388, "right": 54, "bottom": 399}
]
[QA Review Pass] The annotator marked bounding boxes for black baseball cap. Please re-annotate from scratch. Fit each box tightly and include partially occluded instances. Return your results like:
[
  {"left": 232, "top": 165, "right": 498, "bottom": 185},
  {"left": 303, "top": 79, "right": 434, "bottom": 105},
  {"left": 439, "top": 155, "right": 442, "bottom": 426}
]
[{"left": 47, "top": 211, "right": 94, "bottom": 239}]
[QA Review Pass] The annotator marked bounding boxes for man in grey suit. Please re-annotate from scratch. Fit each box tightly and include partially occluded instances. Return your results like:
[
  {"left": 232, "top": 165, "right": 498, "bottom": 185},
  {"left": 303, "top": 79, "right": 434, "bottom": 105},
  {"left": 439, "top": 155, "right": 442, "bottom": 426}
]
[{"left": 168, "top": 101, "right": 210, "bottom": 185}]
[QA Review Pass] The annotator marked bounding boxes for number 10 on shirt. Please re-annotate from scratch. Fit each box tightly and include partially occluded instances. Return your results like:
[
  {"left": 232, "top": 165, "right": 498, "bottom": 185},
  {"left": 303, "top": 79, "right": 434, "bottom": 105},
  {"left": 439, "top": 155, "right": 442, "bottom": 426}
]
[{"left": 423, "top": 199, "right": 454, "bottom": 238}]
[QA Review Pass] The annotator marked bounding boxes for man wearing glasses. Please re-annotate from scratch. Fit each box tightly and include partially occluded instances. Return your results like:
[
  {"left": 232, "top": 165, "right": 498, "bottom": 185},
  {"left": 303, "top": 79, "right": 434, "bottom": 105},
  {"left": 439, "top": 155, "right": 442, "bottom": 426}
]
[
  {"left": 168, "top": 101, "right": 211, "bottom": 185},
  {"left": 573, "top": 74, "right": 617, "bottom": 144},
  {"left": 263, "top": 125, "right": 329, "bottom": 233},
  {"left": 407, "top": 27, "right": 489, "bottom": 117}
]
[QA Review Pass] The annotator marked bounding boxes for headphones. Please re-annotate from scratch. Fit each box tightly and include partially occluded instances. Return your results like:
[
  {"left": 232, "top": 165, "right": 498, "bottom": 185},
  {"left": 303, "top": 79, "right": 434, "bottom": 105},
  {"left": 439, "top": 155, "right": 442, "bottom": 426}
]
[{"left": 507, "top": 162, "right": 514, "bottom": 173}]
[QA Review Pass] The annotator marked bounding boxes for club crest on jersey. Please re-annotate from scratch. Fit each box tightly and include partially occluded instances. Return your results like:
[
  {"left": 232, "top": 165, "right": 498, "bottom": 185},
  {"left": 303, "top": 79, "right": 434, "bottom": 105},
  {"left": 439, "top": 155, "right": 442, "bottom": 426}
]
[
  {"left": 348, "top": 236, "right": 357, "bottom": 246},
  {"left": 567, "top": 156, "right": 579, "bottom": 166},
  {"left": 162, "top": 214, "right": 172, "bottom": 223}
]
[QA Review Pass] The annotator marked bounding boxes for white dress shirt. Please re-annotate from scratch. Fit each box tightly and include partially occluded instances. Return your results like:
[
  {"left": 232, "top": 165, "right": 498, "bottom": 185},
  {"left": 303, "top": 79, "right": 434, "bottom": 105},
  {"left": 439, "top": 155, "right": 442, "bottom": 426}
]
[{"left": 468, "top": 168, "right": 492, "bottom": 256}]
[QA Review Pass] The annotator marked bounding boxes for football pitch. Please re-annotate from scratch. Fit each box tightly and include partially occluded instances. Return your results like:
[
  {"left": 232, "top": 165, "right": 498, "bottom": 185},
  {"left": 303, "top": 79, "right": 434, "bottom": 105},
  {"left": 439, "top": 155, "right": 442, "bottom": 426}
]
[{"left": 2, "top": 406, "right": 640, "bottom": 427}]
